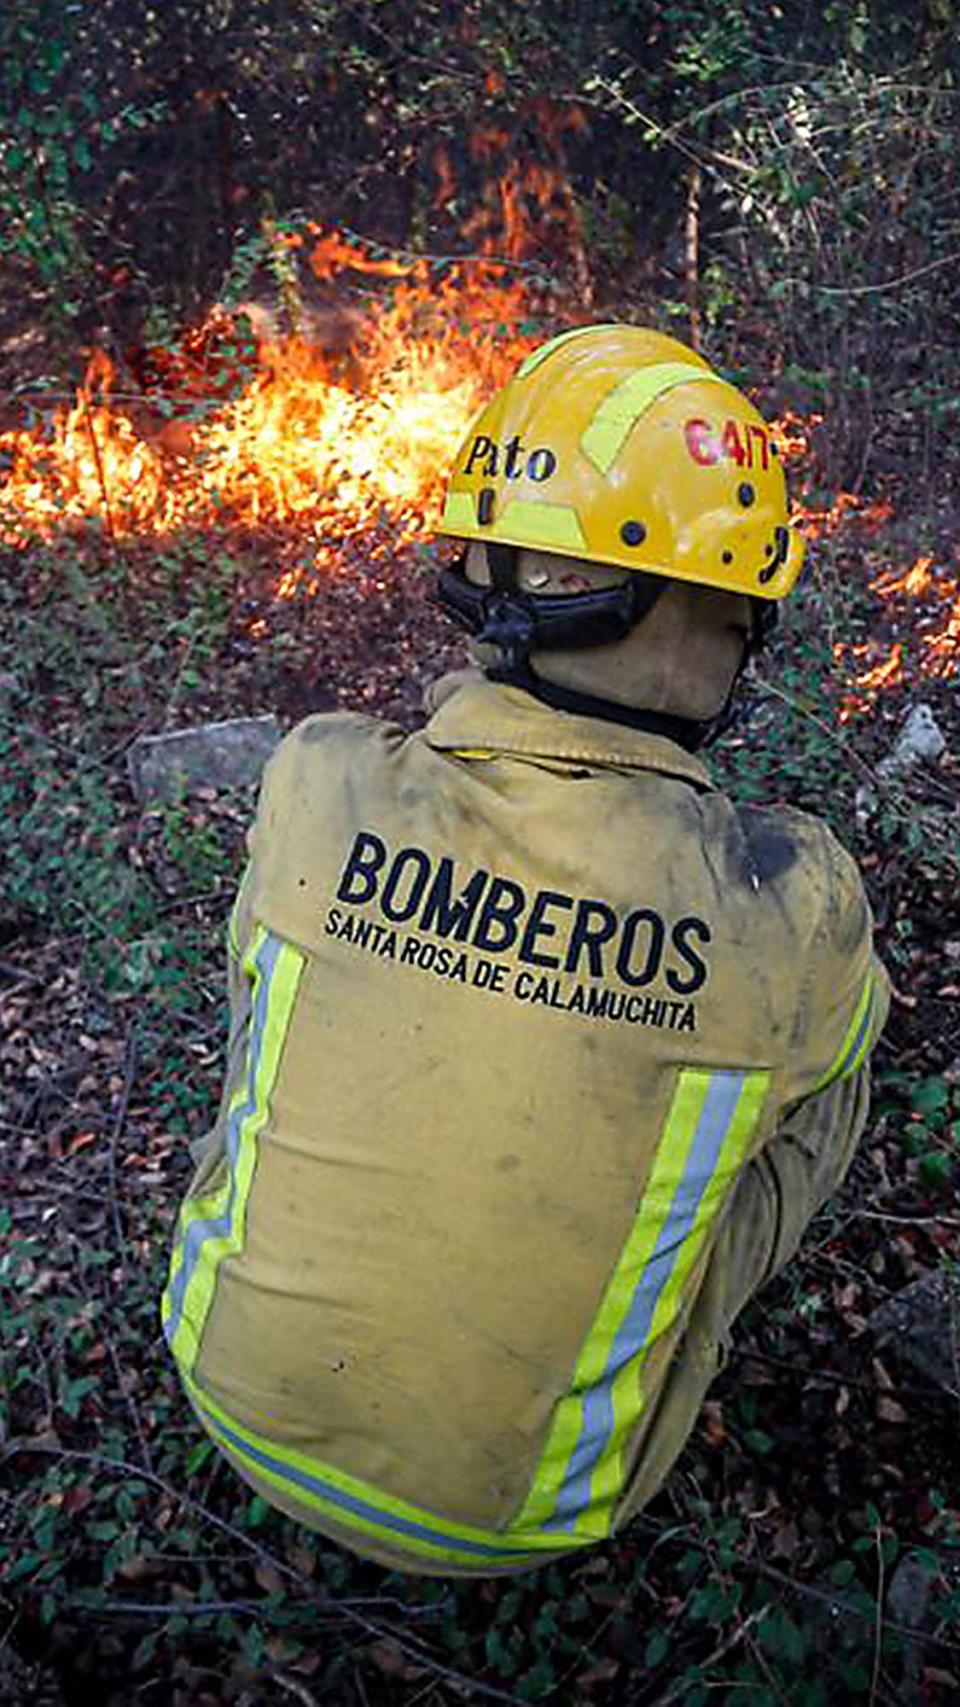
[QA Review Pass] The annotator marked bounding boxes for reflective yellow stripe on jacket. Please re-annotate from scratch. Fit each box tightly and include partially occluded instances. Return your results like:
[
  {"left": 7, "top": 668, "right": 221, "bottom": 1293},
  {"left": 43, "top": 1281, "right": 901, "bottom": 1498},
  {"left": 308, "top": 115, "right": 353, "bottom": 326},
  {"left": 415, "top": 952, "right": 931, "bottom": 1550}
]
[
  {"left": 812, "top": 971, "right": 877, "bottom": 1096},
  {"left": 167, "top": 1047, "right": 768, "bottom": 1563},
  {"left": 183, "top": 1374, "right": 580, "bottom": 1569},
  {"left": 517, "top": 1067, "right": 770, "bottom": 1539},
  {"left": 162, "top": 927, "right": 304, "bottom": 1373}
]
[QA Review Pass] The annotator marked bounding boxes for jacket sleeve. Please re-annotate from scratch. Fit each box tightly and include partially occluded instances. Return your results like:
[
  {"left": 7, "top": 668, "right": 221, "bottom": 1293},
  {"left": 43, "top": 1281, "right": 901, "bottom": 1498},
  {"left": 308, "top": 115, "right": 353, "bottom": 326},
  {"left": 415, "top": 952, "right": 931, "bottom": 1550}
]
[
  {"left": 619, "top": 1057, "right": 877, "bottom": 1524},
  {"left": 712, "top": 1062, "right": 873, "bottom": 1328},
  {"left": 711, "top": 826, "right": 890, "bottom": 1329},
  {"left": 185, "top": 863, "right": 256, "bottom": 1182},
  {"left": 183, "top": 724, "right": 287, "bottom": 1182},
  {"left": 184, "top": 723, "right": 316, "bottom": 1180},
  {"left": 784, "top": 825, "right": 890, "bottom": 1106}
]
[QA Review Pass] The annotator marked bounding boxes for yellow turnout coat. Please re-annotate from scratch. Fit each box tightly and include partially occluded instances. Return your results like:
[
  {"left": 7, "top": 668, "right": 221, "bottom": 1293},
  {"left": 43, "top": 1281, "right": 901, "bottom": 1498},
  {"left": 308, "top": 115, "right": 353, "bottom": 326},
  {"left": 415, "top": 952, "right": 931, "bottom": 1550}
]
[{"left": 164, "top": 673, "right": 888, "bottom": 1574}]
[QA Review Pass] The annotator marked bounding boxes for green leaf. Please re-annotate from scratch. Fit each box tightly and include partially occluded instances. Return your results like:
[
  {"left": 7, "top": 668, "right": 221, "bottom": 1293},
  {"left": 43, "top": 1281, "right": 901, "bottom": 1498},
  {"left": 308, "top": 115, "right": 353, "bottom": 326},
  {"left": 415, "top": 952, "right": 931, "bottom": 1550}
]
[
  {"left": 132, "top": 1632, "right": 159, "bottom": 1669},
  {"left": 246, "top": 1495, "right": 270, "bottom": 1528},
  {"left": 187, "top": 1438, "right": 214, "bottom": 1475},
  {"left": 645, "top": 1629, "right": 669, "bottom": 1667},
  {"left": 919, "top": 1152, "right": 954, "bottom": 1190},
  {"left": 759, "top": 1609, "right": 806, "bottom": 1665},
  {"left": 837, "top": 1661, "right": 871, "bottom": 1691},
  {"left": 5, "top": 1552, "right": 46, "bottom": 1585},
  {"left": 86, "top": 1520, "right": 121, "bottom": 1542},
  {"left": 910, "top": 1078, "right": 950, "bottom": 1117},
  {"left": 485, "top": 1627, "right": 520, "bottom": 1676},
  {"left": 243, "top": 1623, "right": 266, "bottom": 1667}
]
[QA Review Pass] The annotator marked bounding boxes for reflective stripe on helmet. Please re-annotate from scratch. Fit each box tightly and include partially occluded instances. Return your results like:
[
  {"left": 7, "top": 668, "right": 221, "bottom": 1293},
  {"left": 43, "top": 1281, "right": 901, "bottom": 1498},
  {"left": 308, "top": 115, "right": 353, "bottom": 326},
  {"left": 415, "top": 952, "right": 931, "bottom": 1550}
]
[
  {"left": 441, "top": 490, "right": 588, "bottom": 555},
  {"left": 440, "top": 490, "right": 477, "bottom": 533},
  {"left": 516, "top": 1066, "right": 770, "bottom": 1538},
  {"left": 492, "top": 499, "right": 588, "bottom": 552},
  {"left": 580, "top": 362, "right": 728, "bottom": 475},
  {"left": 162, "top": 928, "right": 305, "bottom": 1373}
]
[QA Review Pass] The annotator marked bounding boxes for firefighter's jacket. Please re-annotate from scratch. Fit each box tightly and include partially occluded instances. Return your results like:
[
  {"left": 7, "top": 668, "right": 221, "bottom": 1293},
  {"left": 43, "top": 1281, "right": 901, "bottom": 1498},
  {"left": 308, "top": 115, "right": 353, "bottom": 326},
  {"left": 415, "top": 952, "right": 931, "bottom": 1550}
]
[{"left": 164, "top": 673, "right": 889, "bottom": 1575}]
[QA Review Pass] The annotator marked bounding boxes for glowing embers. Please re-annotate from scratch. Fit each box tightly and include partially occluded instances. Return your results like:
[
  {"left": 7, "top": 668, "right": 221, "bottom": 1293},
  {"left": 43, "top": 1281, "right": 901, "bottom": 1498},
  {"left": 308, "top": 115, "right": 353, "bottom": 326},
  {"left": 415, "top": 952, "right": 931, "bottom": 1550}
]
[
  {"left": 793, "top": 492, "right": 894, "bottom": 539},
  {"left": 769, "top": 410, "right": 822, "bottom": 464},
  {"left": 834, "top": 554, "right": 959, "bottom": 719}
]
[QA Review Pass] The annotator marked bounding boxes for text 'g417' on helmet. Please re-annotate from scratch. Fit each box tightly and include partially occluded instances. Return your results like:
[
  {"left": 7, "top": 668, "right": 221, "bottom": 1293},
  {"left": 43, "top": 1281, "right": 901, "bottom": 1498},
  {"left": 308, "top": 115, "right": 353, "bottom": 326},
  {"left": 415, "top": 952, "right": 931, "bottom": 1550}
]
[{"left": 437, "top": 323, "right": 805, "bottom": 600}]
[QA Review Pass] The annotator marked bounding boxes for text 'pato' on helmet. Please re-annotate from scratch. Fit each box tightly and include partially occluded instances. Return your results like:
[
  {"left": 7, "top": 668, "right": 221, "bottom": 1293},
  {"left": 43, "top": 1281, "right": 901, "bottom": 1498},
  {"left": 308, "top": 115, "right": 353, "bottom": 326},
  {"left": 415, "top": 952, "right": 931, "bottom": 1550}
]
[{"left": 438, "top": 323, "right": 805, "bottom": 600}]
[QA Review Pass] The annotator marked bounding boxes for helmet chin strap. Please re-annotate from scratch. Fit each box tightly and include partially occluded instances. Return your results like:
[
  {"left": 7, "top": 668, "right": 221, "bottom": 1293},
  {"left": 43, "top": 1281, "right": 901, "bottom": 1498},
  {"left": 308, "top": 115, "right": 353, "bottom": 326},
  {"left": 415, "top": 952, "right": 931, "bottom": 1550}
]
[{"left": 434, "top": 546, "right": 777, "bottom": 752}]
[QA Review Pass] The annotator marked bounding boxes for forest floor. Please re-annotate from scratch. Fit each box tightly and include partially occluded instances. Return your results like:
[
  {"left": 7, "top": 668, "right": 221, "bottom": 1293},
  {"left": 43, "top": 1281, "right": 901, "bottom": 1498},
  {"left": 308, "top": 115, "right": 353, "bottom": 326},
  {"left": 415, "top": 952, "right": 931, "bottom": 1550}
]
[{"left": 1, "top": 361, "right": 959, "bottom": 1706}]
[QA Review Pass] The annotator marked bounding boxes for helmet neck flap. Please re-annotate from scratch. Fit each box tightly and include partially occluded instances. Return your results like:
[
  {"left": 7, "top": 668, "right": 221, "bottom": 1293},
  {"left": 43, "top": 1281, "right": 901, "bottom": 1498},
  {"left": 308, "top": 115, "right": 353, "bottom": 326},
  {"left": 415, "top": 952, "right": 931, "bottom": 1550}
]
[{"left": 436, "top": 545, "right": 776, "bottom": 752}]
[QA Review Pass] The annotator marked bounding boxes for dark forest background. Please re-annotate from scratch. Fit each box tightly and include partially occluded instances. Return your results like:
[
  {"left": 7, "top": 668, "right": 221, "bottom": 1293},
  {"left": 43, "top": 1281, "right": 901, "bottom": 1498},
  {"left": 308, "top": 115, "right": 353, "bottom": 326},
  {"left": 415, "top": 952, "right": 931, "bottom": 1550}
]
[{"left": 2, "top": 0, "right": 959, "bottom": 484}]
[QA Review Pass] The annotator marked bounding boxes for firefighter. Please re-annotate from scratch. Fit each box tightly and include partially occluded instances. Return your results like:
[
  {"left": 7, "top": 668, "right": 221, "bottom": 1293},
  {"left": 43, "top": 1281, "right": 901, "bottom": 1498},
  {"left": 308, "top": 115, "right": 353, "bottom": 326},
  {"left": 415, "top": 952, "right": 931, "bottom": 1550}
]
[{"left": 163, "top": 325, "right": 888, "bottom": 1576}]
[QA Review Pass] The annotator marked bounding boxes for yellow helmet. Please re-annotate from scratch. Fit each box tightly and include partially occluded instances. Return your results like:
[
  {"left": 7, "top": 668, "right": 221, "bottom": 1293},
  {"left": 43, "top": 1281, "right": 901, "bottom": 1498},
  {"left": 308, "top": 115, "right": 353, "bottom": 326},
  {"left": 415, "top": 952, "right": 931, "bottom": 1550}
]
[{"left": 438, "top": 323, "right": 805, "bottom": 599}]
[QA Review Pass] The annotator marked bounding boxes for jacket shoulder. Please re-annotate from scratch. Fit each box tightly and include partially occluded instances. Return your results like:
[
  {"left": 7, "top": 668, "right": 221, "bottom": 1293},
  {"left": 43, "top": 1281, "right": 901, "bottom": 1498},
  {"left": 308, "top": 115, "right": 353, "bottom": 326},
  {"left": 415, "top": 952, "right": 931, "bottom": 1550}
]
[
  {"left": 244, "top": 712, "right": 413, "bottom": 941},
  {"left": 275, "top": 709, "right": 406, "bottom": 764},
  {"left": 700, "top": 793, "right": 851, "bottom": 924},
  {"left": 725, "top": 800, "right": 866, "bottom": 927},
  {"left": 259, "top": 711, "right": 408, "bottom": 811},
  {"left": 735, "top": 804, "right": 888, "bottom": 1099}
]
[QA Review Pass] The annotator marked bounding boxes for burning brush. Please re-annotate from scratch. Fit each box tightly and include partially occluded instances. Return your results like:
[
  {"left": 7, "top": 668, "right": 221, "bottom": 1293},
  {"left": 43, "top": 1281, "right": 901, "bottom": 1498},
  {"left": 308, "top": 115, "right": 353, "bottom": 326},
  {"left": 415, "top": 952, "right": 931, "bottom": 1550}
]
[
  {"left": 0, "top": 217, "right": 956, "bottom": 710},
  {"left": 0, "top": 225, "right": 543, "bottom": 590}
]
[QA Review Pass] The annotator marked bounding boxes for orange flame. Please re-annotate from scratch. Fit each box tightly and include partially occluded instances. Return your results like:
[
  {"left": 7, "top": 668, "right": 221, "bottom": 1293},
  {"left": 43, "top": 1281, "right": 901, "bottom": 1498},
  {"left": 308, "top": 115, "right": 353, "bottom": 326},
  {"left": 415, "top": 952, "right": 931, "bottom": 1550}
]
[
  {"left": 769, "top": 410, "right": 821, "bottom": 464},
  {"left": 308, "top": 227, "right": 414, "bottom": 283},
  {"left": 0, "top": 121, "right": 599, "bottom": 576},
  {"left": 793, "top": 491, "right": 894, "bottom": 539},
  {"left": 871, "top": 554, "right": 935, "bottom": 599},
  {"left": 0, "top": 242, "right": 540, "bottom": 574},
  {"left": 834, "top": 554, "right": 959, "bottom": 717}
]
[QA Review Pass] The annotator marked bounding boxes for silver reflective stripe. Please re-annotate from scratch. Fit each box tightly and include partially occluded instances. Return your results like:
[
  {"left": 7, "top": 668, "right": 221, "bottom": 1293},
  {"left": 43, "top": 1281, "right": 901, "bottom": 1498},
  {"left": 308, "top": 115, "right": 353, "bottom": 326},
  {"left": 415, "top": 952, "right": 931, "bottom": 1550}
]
[
  {"left": 197, "top": 1399, "right": 541, "bottom": 1562},
  {"left": 545, "top": 1071, "right": 746, "bottom": 1530},
  {"left": 164, "top": 932, "right": 281, "bottom": 1349}
]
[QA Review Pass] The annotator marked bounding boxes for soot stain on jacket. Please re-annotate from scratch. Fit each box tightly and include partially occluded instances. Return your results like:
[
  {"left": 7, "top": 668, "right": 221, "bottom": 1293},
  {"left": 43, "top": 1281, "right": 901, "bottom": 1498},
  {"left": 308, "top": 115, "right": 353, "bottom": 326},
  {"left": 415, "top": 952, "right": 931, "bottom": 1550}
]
[{"left": 727, "top": 809, "right": 799, "bottom": 893}]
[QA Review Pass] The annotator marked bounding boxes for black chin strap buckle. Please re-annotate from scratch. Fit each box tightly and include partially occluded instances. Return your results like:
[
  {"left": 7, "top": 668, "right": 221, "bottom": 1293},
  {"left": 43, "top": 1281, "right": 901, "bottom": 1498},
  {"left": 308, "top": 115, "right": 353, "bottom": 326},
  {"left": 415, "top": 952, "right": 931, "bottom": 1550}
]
[{"left": 478, "top": 594, "right": 537, "bottom": 675}]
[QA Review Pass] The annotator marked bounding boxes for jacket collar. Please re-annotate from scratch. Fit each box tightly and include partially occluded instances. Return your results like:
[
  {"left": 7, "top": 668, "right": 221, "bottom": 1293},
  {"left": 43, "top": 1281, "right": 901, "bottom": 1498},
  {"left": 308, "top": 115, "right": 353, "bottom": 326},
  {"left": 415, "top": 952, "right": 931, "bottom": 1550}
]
[{"left": 423, "top": 671, "right": 715, "bottom": 790}]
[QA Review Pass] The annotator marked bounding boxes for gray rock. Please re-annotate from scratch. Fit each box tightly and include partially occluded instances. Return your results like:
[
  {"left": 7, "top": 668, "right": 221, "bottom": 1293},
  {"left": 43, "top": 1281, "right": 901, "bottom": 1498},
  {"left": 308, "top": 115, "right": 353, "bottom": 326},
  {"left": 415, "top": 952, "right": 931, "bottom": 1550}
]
[
  {"left": 878, "top": 704, "right": 948, "bottom": 777},
  {"left": 127, "top": 715, "right": 282, "bottom": 803},
  {"left": 869, "top": 1269, "right": 960, "bottom": 1398},
  {"left": 855, "top": 704, "right": 949, "bottom": 824}
]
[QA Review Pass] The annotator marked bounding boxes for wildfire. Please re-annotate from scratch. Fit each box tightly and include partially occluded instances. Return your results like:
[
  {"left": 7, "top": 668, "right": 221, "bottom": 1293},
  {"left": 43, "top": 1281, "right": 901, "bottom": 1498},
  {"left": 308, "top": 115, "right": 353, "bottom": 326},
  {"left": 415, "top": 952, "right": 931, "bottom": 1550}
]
[
  {"left": 833, "top": 554, "right": 959, "bottom": 719},
  {"left": 0, "top": 124, "right": 599, "bottom": 585},
  {"left": 0, "top": 184, "right": 956, "bottom": 709},
  {"left": 792, "top": 491, "right": 895, "bottom": 538},
  {"left": 0, "top": 237, "right": 540, "bottom": 586}
]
